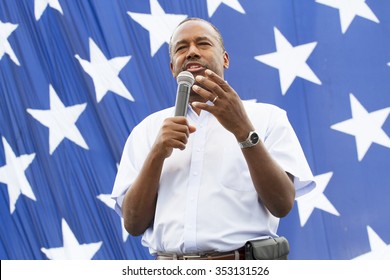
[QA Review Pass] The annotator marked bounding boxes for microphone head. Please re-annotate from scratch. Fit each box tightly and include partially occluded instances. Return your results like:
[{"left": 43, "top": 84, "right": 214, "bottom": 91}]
[{"left": 177, "top": 71, "right": 195, "bottom": 86}]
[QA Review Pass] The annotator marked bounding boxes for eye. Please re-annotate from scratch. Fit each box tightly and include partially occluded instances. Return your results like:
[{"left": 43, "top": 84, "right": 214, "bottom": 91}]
[
  {"left": 175, "top": 45, "right": 187, "bottom": 53},
  {"left": 198, "top": 41, "right": 212, "bottom": 49}
]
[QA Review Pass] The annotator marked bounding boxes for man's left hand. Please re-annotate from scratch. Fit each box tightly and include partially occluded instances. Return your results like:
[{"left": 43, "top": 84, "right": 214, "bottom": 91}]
[{"left": 191, "top": 69, "right": 254, "bottom": 141}]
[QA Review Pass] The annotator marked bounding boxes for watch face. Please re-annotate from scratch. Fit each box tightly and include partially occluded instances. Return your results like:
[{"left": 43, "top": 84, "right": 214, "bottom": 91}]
[{"left": 250, "top": 132, "right": 259, "bottom": 144}]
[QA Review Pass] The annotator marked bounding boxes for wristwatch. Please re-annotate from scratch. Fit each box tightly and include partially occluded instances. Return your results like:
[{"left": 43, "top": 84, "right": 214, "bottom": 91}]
[{"left": 238, "top": 131, "right": 260, "bottom": 148}]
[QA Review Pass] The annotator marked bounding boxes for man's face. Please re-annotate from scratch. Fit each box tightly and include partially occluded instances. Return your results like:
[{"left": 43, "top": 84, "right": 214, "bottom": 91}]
[{"left": 169, "top": 20, "right": 229, "bottom": 79}]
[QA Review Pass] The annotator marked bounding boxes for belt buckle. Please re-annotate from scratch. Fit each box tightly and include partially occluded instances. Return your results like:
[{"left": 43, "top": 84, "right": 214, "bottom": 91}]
[{"left": 182, "top": 254, "right": 203, "bottom": 260}]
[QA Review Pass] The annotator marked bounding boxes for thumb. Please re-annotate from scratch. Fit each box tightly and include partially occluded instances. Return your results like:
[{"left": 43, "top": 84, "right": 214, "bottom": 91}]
[{"left": 189, "top": 125, "right": 197, "bottom": 134}]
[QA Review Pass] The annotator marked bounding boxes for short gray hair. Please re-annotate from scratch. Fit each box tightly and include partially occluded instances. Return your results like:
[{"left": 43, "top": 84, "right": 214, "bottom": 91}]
[{"left": 169, "top": 18, "right": 225, "bottom": 60}]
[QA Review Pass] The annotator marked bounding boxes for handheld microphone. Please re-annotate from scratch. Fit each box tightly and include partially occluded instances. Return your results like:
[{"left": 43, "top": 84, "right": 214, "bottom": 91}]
[{"left": 174, "top": 71, "right": 195, "bottom": 116}]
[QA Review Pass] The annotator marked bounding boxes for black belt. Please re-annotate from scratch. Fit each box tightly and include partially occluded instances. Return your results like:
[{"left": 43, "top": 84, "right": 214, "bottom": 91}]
[{"left": 156, "top": 247, "right": 245, "bottom": 260}]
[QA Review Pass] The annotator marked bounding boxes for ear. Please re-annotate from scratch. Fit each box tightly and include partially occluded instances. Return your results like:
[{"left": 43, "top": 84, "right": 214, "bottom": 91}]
[
  {"left": 170, "top": 62, "right": 174, "bottom": 74},
  {"left": 223, "top": 51, "right": 230, "bottom": 69}
]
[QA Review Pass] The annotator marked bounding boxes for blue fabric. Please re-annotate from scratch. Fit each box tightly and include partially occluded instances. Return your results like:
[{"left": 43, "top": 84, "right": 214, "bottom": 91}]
[{"left": 0, "top": 0, "right": 389, "bottom": 260}]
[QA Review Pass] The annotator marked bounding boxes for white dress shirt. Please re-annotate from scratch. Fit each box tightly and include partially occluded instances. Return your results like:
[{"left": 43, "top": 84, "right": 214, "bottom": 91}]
[{"left": 111, "top": 101, "right": 316, "bottom": 255}]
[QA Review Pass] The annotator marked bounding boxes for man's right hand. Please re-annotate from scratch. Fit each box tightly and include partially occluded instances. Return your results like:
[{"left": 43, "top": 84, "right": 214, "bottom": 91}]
[{"left": 152, "top": 116, "right": 196, "bottom": 159}]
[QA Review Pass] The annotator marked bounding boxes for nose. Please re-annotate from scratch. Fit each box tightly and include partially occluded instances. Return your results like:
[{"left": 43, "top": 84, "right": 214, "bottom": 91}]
[{"left": 186, "top": 43, "right": 200, "bottom": 59}]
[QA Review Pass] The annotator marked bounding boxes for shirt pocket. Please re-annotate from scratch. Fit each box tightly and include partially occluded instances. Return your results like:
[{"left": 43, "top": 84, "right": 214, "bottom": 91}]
[{"left": 218, "top": 146, "right": 257, "bottom": 192}]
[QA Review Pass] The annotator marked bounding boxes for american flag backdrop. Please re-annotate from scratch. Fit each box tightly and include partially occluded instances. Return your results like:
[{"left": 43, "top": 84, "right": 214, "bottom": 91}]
[{"left": 0, "top": 0, "right": 389, "bottom": 260}]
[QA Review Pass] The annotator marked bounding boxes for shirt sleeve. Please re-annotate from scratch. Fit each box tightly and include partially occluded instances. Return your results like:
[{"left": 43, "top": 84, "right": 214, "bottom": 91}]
[
  {"left": 264, "top": 108, "right": 316, "bottom": 197},
  {"left": 111, "top": 125, "right": 144, "bottom": 217},
  {"left": 111, "top": 134, "right": 133, "bottom": 217},
  {"left": 110, "top": 108, "right": 170, "bottom": 218}
]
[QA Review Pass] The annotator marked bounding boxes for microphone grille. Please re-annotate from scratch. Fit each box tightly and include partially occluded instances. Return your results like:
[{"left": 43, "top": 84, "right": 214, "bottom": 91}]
[{"left": 177, "top": 71, "right": 195, "bottom": 86}]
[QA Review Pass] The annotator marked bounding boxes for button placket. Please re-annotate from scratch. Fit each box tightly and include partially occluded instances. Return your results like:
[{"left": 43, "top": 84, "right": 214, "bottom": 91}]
[{"left": 183, "top": 113, "right": 208, "bottom": 252}]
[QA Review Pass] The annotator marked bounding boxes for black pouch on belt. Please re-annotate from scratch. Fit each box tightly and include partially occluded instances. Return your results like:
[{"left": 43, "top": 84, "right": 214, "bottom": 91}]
[{"left": 244, "top": 236, "right": 290, "bottom": 260}]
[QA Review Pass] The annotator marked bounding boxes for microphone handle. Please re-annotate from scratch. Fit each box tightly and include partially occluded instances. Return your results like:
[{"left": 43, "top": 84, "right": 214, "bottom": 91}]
[{"left": 174, "top": 83, "right": 191, "bottom": 116}]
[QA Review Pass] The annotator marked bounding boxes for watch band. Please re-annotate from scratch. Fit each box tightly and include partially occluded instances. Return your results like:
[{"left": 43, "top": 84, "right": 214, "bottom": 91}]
[{"left": 238, "top": 131, "right": 260, "bottom": 148}]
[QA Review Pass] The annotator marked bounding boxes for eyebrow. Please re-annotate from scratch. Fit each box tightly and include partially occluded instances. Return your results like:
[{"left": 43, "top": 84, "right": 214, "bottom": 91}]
[{"left": 173, "top": 36, "right": 214, "bottom": 47}]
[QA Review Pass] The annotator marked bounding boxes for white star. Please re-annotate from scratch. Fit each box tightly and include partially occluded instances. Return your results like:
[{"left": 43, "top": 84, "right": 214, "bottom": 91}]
[
  {"left": 254, "top": 27, "right": 321, "bottom": 95},
  {"left": 331, "top": 94, "right": 390, "bottom": 161},
  {"left": 41, "top": 219, "right": 102, "bottom": 259},
  {"left": 97, "top": 194, "right": 129, "bottom": 242},
  {"left": 0, "top": 137, "right": 36, "bottom": 214},
  {"left": 26, "top": 85, "right": 89, "bottom": 155},
  {"left": 296, "top": 172, "right": 339, "bottom": 227},
  {"left": 34, "top": 0, "right": 63, "bottom": 21},
  {"left": 127, "top": 0, "right": 187, "bottom": 57},
  {"left": 0, "top": 20, "right": 20, "bottom": 66},
  {"left": 316, "top": 0, "right": 379, "bottom": 34},
  {"left": 354, "top": 226, "right": 390, "bottom": 259},
  {"left": 206, "top": 0, "right": 245, "bottom": 18},
  {"left": 75, "top": 38, "right": 134, "bottom": 103}
]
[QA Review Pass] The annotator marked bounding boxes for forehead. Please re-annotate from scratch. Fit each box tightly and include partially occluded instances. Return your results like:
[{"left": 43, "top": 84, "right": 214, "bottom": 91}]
[{"left": 171, "top": 20, "right": 219, "bottom": 44}]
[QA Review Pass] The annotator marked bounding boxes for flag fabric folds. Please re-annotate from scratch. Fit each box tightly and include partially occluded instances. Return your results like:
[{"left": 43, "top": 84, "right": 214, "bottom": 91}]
[{"left": 0, "top": 0, "right": 389, "bottom": 260}]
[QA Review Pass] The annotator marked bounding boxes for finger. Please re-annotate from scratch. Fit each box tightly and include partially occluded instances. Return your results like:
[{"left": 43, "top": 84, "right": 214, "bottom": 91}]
[
  {"left": 192, "top": 84, "right": 215, "bottom": 102},
  {"left": 195, "top": 74, "right": 225, "bottom": 97},
  {"left": 172, "top": 123, "right": 191, "bottom": 138},
  {"left": 160, "top": 128, "right": 190, "bottom": 149},
  {"left": 171, "top": 116, "right": 190, "bottom": 125},
  {"left": 163, "top": 119, "right": 191, "bottom": 138},
  {"left": 204, "top": 69, "right": 230, "bottom": 92},
  {"left": 172, "top": 131, "right": 189, "bottom": 144},
  {"left": 191, "top": 101, "right": 214, "bottom": 113},
  {"left": 168, "top": 138, "right": 187, "bottom": 150},
  {"left": 189, "top": 124, "right": 197, "bottom": 134},
  {"left": 170, "top": 117, "right": 195, "bottom": 134}
]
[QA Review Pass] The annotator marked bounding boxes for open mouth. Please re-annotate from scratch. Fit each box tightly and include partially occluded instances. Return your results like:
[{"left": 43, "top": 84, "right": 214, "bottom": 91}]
[{"left": 185, "top": 63, "right": 205, "bottom": 72}]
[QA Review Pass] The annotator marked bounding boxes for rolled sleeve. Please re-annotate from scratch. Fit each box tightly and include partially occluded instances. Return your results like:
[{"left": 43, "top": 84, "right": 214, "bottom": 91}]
[{"left": 263, "top": 108, "right": 316, "bottom": 197}]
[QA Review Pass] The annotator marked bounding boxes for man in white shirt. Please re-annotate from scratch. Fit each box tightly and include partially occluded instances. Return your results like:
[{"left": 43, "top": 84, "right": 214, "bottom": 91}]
[{"left": 111, "top": 18, "right": 315, "bottom": 260}]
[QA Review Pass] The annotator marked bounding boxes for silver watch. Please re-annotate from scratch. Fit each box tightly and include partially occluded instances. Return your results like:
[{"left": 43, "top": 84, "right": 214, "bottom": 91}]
[{"left": 238, "top": 131, "right": 260, "bottom": 148}]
